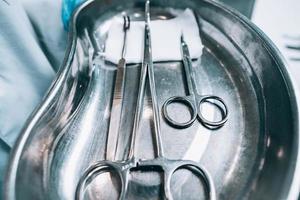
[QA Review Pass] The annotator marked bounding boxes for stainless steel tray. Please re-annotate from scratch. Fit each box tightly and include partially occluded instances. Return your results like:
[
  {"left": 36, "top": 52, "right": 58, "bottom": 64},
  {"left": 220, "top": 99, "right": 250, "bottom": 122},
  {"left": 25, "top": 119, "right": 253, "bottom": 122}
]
[{"left": 4, "top": 0, "right": 300, "bottom": 200}]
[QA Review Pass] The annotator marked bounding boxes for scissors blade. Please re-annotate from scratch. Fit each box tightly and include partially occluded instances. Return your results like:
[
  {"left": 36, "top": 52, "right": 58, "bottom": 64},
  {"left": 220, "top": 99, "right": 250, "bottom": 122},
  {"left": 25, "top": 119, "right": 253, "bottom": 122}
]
[
  {"left": 106, "top": 58, "right": 126, "bottom": 161},
  {"left": 180, "top": 35, "right": 197, "bottom": 96},
  {"left": 180, "top": 35, "right": 191, "bottom": 59}
]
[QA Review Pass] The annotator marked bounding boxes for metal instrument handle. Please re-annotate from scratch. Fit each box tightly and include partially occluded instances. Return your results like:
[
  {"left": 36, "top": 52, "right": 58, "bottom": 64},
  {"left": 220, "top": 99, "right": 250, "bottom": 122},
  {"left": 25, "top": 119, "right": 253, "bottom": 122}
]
[
  {"left": 162, "top": 94, "right": 229, "bottom": 129},
  {"left": 106, "top": 16, "right": 130, "bottom": 161},
  {"left": 137, "top": 158, "right": 217, "bottom": 200},
  {"left": 197, "top": 95, "right": 229, "bottom": 128},
  {"left": 76, "top": 161, "right": 131, "bottom": 200},
  {"left": 166, "top": 160, "right": 217, "bottom": 200},
  {"left": 106, "top": 58, "right": 127, "bottom": 160},
  {"left": 162, "top": 95, "right": 197, "bottom": 128}
]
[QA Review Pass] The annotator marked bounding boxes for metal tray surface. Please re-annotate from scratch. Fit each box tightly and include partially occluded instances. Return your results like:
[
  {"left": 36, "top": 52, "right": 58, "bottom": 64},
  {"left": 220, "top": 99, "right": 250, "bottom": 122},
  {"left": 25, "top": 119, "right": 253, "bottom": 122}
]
[{"left": 4, "top": 0, "right": 300, "bottom": 200}]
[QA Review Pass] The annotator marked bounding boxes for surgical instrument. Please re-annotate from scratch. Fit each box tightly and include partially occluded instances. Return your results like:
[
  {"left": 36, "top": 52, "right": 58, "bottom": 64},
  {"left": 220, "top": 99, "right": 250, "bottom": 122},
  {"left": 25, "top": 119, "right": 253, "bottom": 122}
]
[
  {"left": 162, "top": 35, "right": 228, "bottom": 129},
  {"left": 76, "top": 1, "right": 216, "bottom": 200},
  {"left": 106, "top": 15, "right": 130, "bottom": 161}
]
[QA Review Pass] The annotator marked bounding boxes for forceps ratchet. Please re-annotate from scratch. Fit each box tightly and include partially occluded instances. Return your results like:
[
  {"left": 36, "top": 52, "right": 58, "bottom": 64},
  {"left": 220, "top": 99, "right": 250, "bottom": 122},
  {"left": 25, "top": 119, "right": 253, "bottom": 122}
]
[
  {"left": 76, "top": 1, "right": 216, "bottom": 199},
  {"left": 162, "top": 36, "right": 228, "bottom": 129}
]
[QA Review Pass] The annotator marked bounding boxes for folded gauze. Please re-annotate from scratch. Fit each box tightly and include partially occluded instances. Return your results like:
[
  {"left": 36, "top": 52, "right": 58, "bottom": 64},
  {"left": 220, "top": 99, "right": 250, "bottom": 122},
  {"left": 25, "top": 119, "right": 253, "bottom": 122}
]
[{"left": 105, "top": 9, "right": 203, "bottom": 64}]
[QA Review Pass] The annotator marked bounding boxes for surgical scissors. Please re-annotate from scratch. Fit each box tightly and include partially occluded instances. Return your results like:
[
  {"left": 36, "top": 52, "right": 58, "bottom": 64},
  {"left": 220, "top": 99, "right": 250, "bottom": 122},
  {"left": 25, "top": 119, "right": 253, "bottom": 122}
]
[
  {"left": 76, "top": 1, "right": 216, "bottom": 199},
  {"left": 162, "top": 36, "right": 228, "bottom": 129}
]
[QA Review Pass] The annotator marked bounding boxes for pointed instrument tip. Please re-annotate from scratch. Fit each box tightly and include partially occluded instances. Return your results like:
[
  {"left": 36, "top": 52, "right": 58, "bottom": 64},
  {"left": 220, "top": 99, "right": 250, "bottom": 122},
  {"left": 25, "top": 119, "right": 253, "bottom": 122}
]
[
  {"left": 180, "top": 32, "right": 188, "bottom": 52},
  {"left": 180, "top": 32, "right": 185, "bottom": 43},
  {"left": 145, "top": 0, "right": 150, "bottom": 24},
  {"left": 123, "top": 15, "right": 130, "bottom": 31},
  {"left": 145, "top": 0, "right": 150, "bottom": 15}
]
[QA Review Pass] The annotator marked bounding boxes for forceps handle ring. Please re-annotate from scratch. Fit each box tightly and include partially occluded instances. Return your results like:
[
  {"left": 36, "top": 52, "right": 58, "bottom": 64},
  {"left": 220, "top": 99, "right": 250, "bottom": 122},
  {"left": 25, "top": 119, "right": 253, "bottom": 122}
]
[
  {"left": 76, "top": 161, "right": 131, "bottom": 200},
  {"left": 137, "top": 158, "right": 217, "bottom": 200}
]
